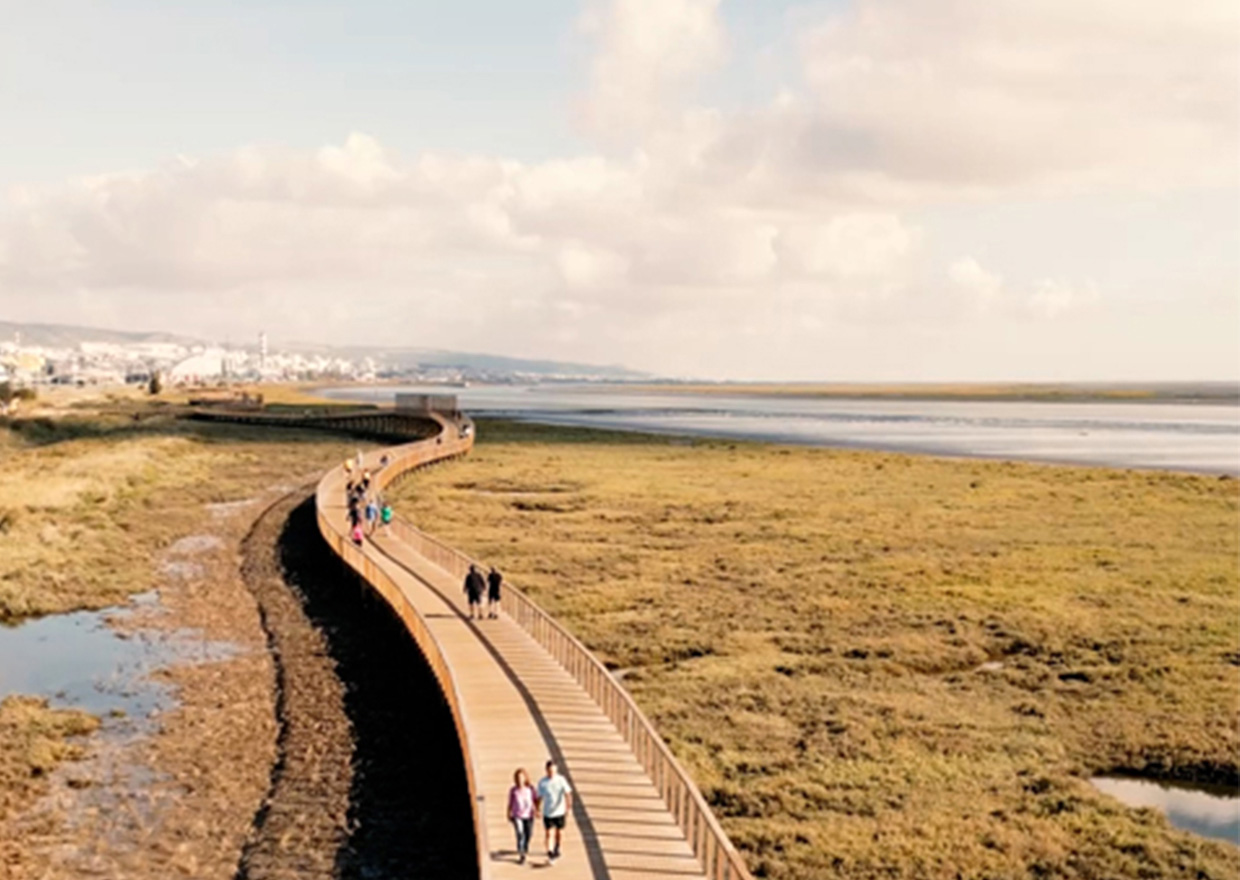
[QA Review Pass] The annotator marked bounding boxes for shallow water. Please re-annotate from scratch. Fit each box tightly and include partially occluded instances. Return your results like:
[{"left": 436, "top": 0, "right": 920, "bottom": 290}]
[
  {"left": 1092, "top": 776, "right": 1240, "bottom": 846},
  {"left": 321, "top": 384, "right": 1240, "bottom": 474},
  {"left": 0, "top": 592, "right": 236, "bottom": 719}
]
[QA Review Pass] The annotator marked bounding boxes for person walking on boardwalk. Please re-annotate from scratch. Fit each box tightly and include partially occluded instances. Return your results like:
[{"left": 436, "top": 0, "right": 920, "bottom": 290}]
[
  {"left": 464, "top": 564, "right": 486, "bottom": 619},
  {"left": 536, "top": 759, "right": 573, "bottom": 863},
  {"left": 380, "top": 498, "right": 393, "bottom": 536},
  {"left": 508, "top": 768, "right": 536, "bottom": 865},
  {"left": 347, "top": 488, "right": 362, "bottom": 528},
  {"left": 486, "top": 566, "right": 503, "bottom": 619},
  {"left": 364, "top": 496, "right": 379, "bottom": 535}
]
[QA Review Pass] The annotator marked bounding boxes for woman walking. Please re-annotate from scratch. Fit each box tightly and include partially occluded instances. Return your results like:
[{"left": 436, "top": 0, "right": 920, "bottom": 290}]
[
  {"left": 487, "top": 566, "right": 503, "bottom": 619},
  {"left": 508, "top": 768, "right": 536, "bottom": 865}
]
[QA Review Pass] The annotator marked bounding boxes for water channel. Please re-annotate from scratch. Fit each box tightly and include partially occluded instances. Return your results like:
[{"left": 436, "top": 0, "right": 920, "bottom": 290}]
[{"left": 321, "top": 384, "right": 1240, "bottom": 474}]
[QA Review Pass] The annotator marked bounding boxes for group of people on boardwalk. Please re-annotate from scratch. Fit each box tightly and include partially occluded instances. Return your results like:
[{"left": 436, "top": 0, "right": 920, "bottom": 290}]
[
  {"left": 508, "top": 761, "right": 573, "bottom": 865},
  {"left": 464, "top": 563, "right": 503, "bottom": 620},
  {"left": 344, "top": 452, "right": 393, "bottom": 547}
]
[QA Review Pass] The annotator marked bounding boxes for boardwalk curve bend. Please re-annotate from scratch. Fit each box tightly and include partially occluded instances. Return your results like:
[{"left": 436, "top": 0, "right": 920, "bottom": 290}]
[{"left": 307, "top": 410, "right": 752, "bottom": 880}]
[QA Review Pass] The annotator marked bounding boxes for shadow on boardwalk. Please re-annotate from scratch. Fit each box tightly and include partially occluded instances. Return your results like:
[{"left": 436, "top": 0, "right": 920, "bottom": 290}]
[{"left": 256, "top": 495, "right": 478, "bottom": 879}]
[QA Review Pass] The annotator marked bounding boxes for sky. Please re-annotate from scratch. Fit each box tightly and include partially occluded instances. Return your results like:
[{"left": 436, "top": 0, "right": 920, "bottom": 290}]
[{"left": 0, "top": 0, "right": 1236, "bottom": 381}]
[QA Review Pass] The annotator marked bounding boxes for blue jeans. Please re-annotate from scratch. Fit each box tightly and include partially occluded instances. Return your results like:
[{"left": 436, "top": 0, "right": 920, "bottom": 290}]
[{"left": 512, "top": 817, "right": 533, "bottom": 854}]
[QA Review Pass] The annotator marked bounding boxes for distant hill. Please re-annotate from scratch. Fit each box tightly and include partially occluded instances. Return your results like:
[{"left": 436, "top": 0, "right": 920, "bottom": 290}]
[
  {"left": 0, "top": 320, "right": 647, "bottom": 379},
  {"left": 0, "top": 320, "right": 200, "bottom": 348},
  {"left": 320, "top": 345, "right": 647, "bottom": 379}
]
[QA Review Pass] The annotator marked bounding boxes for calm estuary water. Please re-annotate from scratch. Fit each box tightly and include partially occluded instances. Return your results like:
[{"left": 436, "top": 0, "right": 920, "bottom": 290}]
[{"left": 321, "top": 384, "right": 1240, "bottom": 474}]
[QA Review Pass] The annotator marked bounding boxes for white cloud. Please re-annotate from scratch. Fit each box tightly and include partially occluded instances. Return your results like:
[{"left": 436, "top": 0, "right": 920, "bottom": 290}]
[
  {"left": 949, "top": 257, "right": 1097, "bottom": 318},
  {"left": 777, "top": 214, "right": 919, "bottom": 280},
  {"left": 949, "top": 258, "right": 1004, "bottom": 306},
  {"left": 794, "top": 0, "right": 1239, "bottom": 195},
  {"left": 578, "top": 0, "right": 726, "bottom": 136},
  {"left": 1027, "top": 278, "right": 1098, "bottom": 319},
  {"left": 0, "top": 0, "right": 1234, "bottom": 379}
]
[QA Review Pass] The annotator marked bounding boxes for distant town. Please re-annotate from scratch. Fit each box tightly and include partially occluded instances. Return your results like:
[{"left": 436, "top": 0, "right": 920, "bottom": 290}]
[{"left": 0, "top": 325, "right": 644, "bottom": 390}]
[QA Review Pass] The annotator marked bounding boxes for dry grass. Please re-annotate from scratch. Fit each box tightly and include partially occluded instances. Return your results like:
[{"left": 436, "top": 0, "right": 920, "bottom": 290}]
[
  {"left": 391, "top": 420, "right": 1240, "bottom": 880},
  {"left": 0, "top": 410, "right": 362, "bottom": 621},
  {"left": 0, "top": 697, "right": 99, "bottom": 821},
  {"left": 154, "top": 381, "right": 356, "bottom": 408}
]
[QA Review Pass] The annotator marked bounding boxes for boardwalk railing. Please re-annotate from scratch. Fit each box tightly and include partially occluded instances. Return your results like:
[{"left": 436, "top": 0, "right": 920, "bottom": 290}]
[
  {"left": 386, "top": 514, "right": 754, "bottom": 880},
  {"left": 238, "top": 405, "right": 754, "bottom": 880},
  {"left": 312, "top": 414, "right": 492, "bottom": 879}
]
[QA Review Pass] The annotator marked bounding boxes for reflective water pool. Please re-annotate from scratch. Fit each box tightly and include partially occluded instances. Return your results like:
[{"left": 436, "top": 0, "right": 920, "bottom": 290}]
[
  {"left": 1092, "top": 776, "right": 1240, "bottom": 846},
  {"left": 0, "top": 593, "right": 236, "bottom": 719}
]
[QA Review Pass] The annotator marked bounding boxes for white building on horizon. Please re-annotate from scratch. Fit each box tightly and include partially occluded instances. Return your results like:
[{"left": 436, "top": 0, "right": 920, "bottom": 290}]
[{"left": 168, "top": 349, "right": 226, "bottom": 384}]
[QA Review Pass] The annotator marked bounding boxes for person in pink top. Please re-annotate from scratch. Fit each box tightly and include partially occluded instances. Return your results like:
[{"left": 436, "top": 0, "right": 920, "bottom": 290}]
[{"left": 508, "top": 767, "right": 536, "bottom": 865}]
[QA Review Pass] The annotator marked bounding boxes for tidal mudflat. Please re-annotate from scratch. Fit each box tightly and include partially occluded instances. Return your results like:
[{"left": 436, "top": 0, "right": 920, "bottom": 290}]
[
  {"left": 0, "top": 403, "right": 358, "bottom": 878},
  {"left": 392, "top": 419, "right": 1240, "bottom": 880}
]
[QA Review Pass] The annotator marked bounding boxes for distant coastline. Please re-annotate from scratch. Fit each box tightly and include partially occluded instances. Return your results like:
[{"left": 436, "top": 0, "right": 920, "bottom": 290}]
[{"left": 610, "top": 381, "right": 1240, "bottom": 405}]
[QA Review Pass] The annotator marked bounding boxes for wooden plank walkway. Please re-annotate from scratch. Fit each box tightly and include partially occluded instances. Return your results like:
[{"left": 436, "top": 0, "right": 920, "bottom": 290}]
[{"left": 320, "top": 452, "right": 711, "bottom": 879}]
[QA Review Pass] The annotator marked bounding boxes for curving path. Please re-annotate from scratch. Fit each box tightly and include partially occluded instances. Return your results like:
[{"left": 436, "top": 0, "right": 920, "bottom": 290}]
[{"left": 313, "top": 412, "right": 751, "bottom": 880}]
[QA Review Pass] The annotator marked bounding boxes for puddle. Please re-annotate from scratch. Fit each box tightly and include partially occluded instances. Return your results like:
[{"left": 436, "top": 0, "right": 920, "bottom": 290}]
[
  {"left": 1092, "top": 775, "right": 1240, "bottom": 846},
  {"left": 204, "top": 499, "right": 258, "bottom": 519},
  {"left": 158, "top": 560, "right": 204, "bottom": 580},
  {"left": 976, "top": 661, "right": 1004, "bottom": 673},
  {"left": 166, "top": 534, "right": 223, "bottom": 555},
  {"left": 0, "top": 592, "right": 238, "bottom": 721}
]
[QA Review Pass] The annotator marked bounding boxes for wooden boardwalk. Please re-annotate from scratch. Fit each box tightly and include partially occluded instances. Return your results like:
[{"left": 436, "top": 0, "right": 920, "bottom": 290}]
[{"left": 314, "top": 418, "right": 745, "bottom": 879}]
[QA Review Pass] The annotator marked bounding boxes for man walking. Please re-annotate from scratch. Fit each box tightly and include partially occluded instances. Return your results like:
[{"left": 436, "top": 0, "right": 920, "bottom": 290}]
[
  {"left": 536, "top": 759, "right": 573, "bottom": 863},
  {"left": 463, "top": 565, "right": 486, "bottom": 620}
]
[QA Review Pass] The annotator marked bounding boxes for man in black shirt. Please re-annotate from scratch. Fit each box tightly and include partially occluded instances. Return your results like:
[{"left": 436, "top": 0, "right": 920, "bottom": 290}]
[{"left": 464, "top": 565, "right": 486, "bottom": 620}]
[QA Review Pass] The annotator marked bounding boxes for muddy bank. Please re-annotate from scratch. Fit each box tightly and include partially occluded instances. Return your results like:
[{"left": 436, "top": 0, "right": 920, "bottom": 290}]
[
  {"left": 235, "top": 489, "right": 353, "bottom": 879},
  {"left": 2, "top": 477, "right": 475, "bottom": 880},
  {"left": 239, "top": 492, "right": 476, "bottom": 879}
]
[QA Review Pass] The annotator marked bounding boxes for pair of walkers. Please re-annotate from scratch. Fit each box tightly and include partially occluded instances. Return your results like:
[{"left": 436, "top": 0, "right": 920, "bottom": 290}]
[
  {"left": 463, "top": 564, "right": 503, "bottom": 620},
  {"left": 508, "top": 761, "right": 573, "bottom": 865}
]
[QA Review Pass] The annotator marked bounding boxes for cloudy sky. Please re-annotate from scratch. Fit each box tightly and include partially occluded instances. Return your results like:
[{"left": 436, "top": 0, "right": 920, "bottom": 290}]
[{"left": 1, "top": 0, "right": 1236, "bottom": 380}]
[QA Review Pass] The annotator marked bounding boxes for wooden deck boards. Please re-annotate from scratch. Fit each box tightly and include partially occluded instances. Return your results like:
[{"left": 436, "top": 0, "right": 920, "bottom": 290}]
[{"left": 322, "top": 461, "right": 708, "bottom": 879}]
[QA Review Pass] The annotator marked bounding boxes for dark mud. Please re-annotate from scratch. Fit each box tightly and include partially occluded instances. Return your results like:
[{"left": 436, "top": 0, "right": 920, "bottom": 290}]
[{"left": 238, "top": 491, "right": 476, "bottom": 880}]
